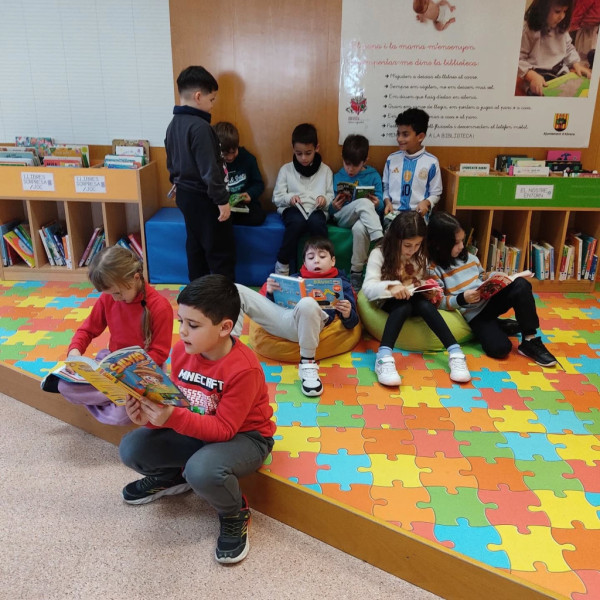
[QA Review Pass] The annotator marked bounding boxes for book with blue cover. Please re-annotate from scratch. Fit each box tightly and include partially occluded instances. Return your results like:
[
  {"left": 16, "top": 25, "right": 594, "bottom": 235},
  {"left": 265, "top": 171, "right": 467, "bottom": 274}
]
[{"left": 270, "top": 274, "right": 344, "bottom": 310}]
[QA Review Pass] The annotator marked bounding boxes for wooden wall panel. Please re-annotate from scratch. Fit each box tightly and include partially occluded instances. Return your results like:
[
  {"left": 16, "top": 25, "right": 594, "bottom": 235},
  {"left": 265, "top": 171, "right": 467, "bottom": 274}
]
[{"left": 166, "top": 1, "right": 600, "bottom": 209}]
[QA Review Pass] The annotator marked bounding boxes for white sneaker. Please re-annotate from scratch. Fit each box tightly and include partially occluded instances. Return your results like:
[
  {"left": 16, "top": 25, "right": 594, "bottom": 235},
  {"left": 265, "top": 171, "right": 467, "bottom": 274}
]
[
  {"left": 448, "top": 352, "right": 471, "bottom": 383},
  {"left": 375, "top": 355, "right": 402, "bottom": 386},
  {"left": 298, "top": 362, "right": 323, "bottom": 396},
  {"left": 274, "top": 261, "right": 290, "bottom": 276}
]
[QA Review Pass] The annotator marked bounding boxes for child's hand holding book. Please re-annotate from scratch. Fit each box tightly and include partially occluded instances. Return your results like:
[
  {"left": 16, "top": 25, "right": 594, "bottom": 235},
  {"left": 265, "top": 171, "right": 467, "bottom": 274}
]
[{"left": 335, "top": 299, "right": 352, "bottom": 319}]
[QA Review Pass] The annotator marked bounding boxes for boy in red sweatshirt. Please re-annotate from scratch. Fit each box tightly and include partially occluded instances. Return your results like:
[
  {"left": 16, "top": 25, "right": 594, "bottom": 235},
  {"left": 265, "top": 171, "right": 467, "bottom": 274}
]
[{"left": 119, "top": 275, "right": 275, "bottom": 564}]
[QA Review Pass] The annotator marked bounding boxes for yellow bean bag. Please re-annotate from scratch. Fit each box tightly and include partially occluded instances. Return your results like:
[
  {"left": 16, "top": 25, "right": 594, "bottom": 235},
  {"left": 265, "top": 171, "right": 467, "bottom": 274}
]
[
  {"left": 357, "top": 291, "right": 473, "bottom": 352},
  {"left": 248, "top": 317, "right": 362, "bottom": 362}
]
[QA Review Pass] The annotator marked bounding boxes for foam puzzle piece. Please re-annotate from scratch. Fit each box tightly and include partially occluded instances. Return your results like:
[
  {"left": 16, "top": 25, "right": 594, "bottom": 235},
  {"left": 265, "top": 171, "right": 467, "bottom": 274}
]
[
  {"left": 454, "top": 431, "right": 513, "bottom": 463},
  {"left": 371, "top": 481, "right": 435, "bottom": 528},
  {"left": 415, "top": 454, "right": 478, "bottom": 493},
  {"left": 308, "top": 427, "right": 367, "bottom": 456},
  {"left": 362, "top": 428, "right": 416, "bottom": 458},
  {"left": 272, "top": 425, "right": 321, "bottom": 457},
  {"left": 497, "top": 432, "right": 565, "bottom": 462},
  {"left": 516, "top": 456, "right": 583, "bottom": 496},
  {"left": 516, "top": 563, "right": 587, "bottom": 599},
  {"left": 471, "top": 367, "right": 516, "bottom": 391},
  {"left": 418, "top": 487, "right": 497, "bottom": 527},
  {"left": 434, "top": 518, "right": 510, "bottom": 568},
  {"left": 562, "top": 460, "right": 600, "bottom": 492},
  {"left": 359, "top": 453, "right": 431, "bottom": 488},
  {"left": 489, "top": 408, "right": 545, "bottom": 433},
  {"left": 320, "top": 482, "right": 377, "bottom": 515},
  {"left": 407, "top": 430, "right": 467, "bottom": 459},
  {"left": 436, "top": 386, "right": 488, "bottom": 412},
  {"left": 478, "top": 485, "right": 550, "bottom": 533},
  {"left": 529, "top": 409, "right": 594, "bottom": 435},
  {"left": 316, "top": 401, "right": 365, "bottom": 428},
  {"left": 263, "top": 451, "right": 323, "bottom": 485},
  {"left": 552, "top": 521, "right": 600, "bottom": 571},
  {"left": 547, "top": 434, "right": 600, "bottom": 466},
  {"left": 488, "top": 525, "right": 576, "bottom": 571},
  {"left": 316, "top": 449, "right": 373, "bottom": 491},
  {"left": 529, "top": 490, "right": 600, "bottom": 529},
  {"left": 460, "top": 457, "right": 531, "bottom": 492}
]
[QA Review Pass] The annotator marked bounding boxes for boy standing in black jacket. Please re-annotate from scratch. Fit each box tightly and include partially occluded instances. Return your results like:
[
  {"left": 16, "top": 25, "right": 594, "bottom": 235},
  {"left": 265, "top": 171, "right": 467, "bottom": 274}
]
[{"left": 165, "top": 66, "right": 235, "bottom": 281}]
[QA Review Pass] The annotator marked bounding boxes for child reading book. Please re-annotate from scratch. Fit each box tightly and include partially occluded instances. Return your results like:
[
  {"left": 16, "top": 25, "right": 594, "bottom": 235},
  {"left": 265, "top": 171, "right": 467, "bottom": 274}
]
[
  {"left": 40, "top": 246, "right": 174, "bottom": 425},
  {"left": 427, "top": 212, "right": 558, "bottom": 366},
  {"left": 362, "top": 211, "right": 471, "bottom": 387},
  {"left": 52, "top": 346, "right": 189, "bottom": 408},
  {"left": 119, "top": 274, "right": 275, "bottom": 564},
  {"left": 234, "top": 237, "right": 359, "bottom": 396},
  {"left": 331, "top": 134, "right": 384, "bottom": 291}
]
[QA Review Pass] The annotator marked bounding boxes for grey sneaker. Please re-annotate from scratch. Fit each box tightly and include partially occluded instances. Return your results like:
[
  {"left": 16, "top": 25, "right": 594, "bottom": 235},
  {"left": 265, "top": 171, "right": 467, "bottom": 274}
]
[
  {"left": 274, "top": 261, "right": 289, "bottom": 275},
  {"left": 350, "top": 270, "right": 363, "bottom": 292}
]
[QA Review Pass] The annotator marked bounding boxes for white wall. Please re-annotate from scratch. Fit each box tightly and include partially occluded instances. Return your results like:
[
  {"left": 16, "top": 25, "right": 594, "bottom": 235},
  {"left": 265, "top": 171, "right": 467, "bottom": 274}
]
[{"left": 0, "top": 0, "right": 174, "bottom": 146}]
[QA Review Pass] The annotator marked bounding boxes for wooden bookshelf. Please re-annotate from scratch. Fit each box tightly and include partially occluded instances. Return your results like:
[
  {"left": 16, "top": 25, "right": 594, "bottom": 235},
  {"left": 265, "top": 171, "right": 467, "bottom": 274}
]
[
  {"left": 440, "top": 168, "right": 600, "bottom": 293},
  {"left": 0, "top": 163, "right": 159, "bottom": 281}
]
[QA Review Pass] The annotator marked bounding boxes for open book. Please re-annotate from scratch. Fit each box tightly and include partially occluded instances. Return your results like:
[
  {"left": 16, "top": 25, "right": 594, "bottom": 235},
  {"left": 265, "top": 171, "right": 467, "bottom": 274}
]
[
  {"left": 478, "top": 270, "right": 533, "bottom": 300},
  {"left": 229, "top": 193, "right": 249, "bottom": 213},
  {"left": 336, "top": 182, "right": 375, "bottom": 204},
  {"left": 49, "top": 346, "right": 189, "bottom": 408},
  {"left": 270, "top": 274, "right": 344, "bottom": 309},
  {"left": 406, "top": 279, "right": 442, "bottom": 295}
]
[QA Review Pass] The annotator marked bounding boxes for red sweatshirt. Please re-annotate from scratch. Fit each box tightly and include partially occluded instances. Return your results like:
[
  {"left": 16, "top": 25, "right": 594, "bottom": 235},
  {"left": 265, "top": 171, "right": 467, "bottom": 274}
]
[
  {"left": 162, "top": 338, "right": 275, "bottom": 442},
  {"left": 68, "top": 285, "right": 174, "bottom": 366}
]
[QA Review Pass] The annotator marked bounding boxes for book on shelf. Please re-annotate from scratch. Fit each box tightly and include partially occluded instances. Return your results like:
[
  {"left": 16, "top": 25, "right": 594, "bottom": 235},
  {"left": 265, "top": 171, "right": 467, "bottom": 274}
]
[
  {"left": 39, "top": 221, "right": 67, "bottom": 267},
  {"left": 112, "top": 139, "right": 150, "bottom": 163},
  {"left": 478, "top": 270, "right": 533, "bottom": 300},
  {"left": 0, "top": 146, "right": 41, "bottom": 165},
  {"left": 42, "top": 156, "right": 83, "bottom": 168},
  {"left": 547, "top": 150, "right": 581, "bottom": 162},
  {"left": 0, "top": 151, "right": 38, "bottom": 166},
  {"left": 0, "top": 219, "right": 20, "bottom": 266},
  {"left": 565, "top": 232, "right": 583, "bottom": 280},
  {"left": 270, "top": 274, "right": 344, "bottom": 310},
  {"left": 78, "top": 226, "right": 103, "bottom": 267},
  {"left": 546, "top": 160, "right": 582, "bottom": 173},
  {"left": 127, "top": 232, "right": 144, "bottom": 258},
  {"left": 46, "top": 144, "right": 90, "bottom": 168},
  {"left": 46, "top": 346, "right": 189, "bottom": 408},
  {"left": 13, "top": 223, "right": 33, "bottom": 253},
  {"left": 336, "top": 181, "right": 375, "bottom": 203},
  {"left": 15, "top": 136, "right": 55, "bottom": 157},
  {"left": 494, "top": 154, "right": 528, "bottom": 172},
  {"left": 3, "top": 229, "right": 35, "bottom": 267},
  {"left": 103, "top": 154, "right": 145, "bottom": 169},
  {"left": 85, "top": 231, "right": 105, "bottom": 266},
  {"left": 579, "top": 234, "right": 598, "bottom": 279},
  {"left": 541, "top": 242, "right": 555, "bottom": 280}
]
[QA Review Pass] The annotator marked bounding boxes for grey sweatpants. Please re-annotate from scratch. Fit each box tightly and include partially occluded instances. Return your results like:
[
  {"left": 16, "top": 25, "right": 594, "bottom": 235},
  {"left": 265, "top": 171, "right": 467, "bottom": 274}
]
[
  {"left": 119, "top": 427, "right": 272, "bottom": 515},
  {"left": 333, "top": 198, "right": 383, "bottom": 272},
  {"left": 234, "top": 284, "right": 329, "bottom": 359}
]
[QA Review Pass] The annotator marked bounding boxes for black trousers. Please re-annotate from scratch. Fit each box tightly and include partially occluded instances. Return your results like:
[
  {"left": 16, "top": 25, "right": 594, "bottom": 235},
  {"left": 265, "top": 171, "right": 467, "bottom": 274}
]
[
  {"left": 468, "top": 277, "right": 539, "bottom": 358},
  {"left": 277, "top": 206, "right": 328, "bottom": 270},
  {"left": 176, "top": 187, "right": 235, "bottom": 281},
  {"left": 381, "top": 294, "right": 457, "bottom": 349}
]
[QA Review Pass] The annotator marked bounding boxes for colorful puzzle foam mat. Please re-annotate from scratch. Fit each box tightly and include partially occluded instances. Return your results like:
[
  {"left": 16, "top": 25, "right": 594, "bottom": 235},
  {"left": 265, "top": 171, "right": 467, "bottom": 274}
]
[{"left": 1, "top": 280, "right": 599, "bottom": 599}]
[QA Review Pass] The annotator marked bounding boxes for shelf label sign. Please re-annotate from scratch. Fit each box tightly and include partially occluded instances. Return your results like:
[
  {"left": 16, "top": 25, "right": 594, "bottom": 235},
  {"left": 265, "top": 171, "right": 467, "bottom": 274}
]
[
  {"left": 21, "top": 172, "right": 54, "bottom": 192},
  {"left": 515, "top": 185, "right": 554, "bottom": 200},
  {"left": 74, "top": 175, "right": 106, "bottom": 194}
]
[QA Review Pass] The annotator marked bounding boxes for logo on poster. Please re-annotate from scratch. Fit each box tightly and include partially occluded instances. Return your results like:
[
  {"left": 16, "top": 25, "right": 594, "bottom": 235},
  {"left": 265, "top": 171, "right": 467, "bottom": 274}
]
[
  {"left": 554, "top": 113, "right": 569, "bottom": 132},
  {"left": 347, "top": 95, "right": 367, "bottom": 115}
]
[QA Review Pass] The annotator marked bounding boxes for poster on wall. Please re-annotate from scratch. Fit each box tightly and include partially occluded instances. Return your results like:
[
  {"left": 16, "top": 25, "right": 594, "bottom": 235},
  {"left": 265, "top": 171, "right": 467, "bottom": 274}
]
[{"left": 339, "top": 0, "right": 600, "bottom": 147}]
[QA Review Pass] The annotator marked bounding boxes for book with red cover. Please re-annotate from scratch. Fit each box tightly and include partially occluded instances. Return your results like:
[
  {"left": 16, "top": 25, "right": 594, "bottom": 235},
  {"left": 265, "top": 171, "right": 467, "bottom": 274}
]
[
  {"left": 478, "top": 270, "right": 533, "bottom": 300},
  {"left": 127, "top": 232, "right": 143, "bottom": 258}
]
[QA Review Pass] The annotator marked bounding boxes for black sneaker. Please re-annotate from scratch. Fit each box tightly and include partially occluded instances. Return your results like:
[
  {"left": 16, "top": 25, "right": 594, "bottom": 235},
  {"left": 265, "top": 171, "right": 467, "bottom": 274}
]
[
  {"left": 497, "top": 318, "right": 520, "bottom": 337},
  {"left": 122, "top": 473, "right": 191, "bottom": 505},
  {"left": 215, "top": 496, "right": 251, "bottom": 564},
  {"left": 518, "top": 336, "right": 557, "bottom": 367},
  {"left": 40, "top": 373, "right": 61, "bottom": 393}
]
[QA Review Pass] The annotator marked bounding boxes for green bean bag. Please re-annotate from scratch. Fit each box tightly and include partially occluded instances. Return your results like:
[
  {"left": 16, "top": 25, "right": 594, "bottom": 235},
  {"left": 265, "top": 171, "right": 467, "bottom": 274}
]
[{"left": 357, "top": 291, "right": 473, "bottom": 351}]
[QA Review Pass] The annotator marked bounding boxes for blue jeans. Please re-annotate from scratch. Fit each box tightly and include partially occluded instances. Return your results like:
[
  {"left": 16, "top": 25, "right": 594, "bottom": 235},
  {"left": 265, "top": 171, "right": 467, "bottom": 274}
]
[{"left": 119, "top": 427, "right": 273, "bottom": 515}]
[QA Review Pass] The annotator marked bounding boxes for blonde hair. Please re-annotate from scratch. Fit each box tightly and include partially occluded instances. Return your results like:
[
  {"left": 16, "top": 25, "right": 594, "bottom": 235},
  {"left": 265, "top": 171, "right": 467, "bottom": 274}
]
[
  {"left": 88, "top": 245, "right": 152, "bottom": 350},
  {"left": 413, "top": 0, "right": 429, "bottom": 14}
]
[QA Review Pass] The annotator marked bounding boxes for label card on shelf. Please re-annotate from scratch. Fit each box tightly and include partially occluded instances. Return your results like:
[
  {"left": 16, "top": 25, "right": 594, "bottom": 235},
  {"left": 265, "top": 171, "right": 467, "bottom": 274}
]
[
  {"left": 74, "top": 175, "right": 106, "bottom": 194},
  {"left": 21, "top": 172, "right": 54, "bottom": 192},
  {"left": 515, "top": 185, "right": 554, "bottom": 200},
  {"left": 459, "top": 163, "right": 490, "bottom": 175}
]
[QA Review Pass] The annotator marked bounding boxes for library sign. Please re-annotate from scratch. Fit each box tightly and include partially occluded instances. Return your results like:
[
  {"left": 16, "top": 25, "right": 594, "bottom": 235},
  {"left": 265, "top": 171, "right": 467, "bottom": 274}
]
[{"left": 339, "top": 0, "right": 599, "bottom": 147}]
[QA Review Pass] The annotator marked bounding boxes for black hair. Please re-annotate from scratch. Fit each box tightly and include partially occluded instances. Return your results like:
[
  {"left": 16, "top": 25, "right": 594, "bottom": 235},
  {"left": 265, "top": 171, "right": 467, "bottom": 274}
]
[
  {"left": 427, "top": 211, "right": 468, "bottom": 269},
  {"left": 177, "top": 274, "right": 240, "bottom": 324},
  {"left": 303, "top": 237, "right": 336, "bottom": 259},
  {"left": 342, "top": 134, "right": 370, "bottom": 165},
  {"left": 525, "top": 0, "right": 573, "bottom": 34},
  {"left": 176, "top": 66, "right": 218, "bottom": 96},
  {"left": 395, "top": 108, "right": 430, "bottom": 135},
  {"left": 213, "top": 121, "right": 239, "bottom": 152},
  {"left": 292, "top": 123, "right": 318, "bottom": 146}
]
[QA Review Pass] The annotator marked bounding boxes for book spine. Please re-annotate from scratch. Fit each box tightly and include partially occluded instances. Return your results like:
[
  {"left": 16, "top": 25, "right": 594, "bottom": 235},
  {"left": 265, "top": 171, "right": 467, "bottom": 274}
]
[
  {"left": 584, "top": 239, "right": 597, "bottom": 279},
  {"left": 38, "top": 229, "right": 55, "bottom": 266},
  {"left": 85, "top": 232, "right": 105, "bottom": 266},
  {"left": 63, "top": 234, "right": 72, "bottom": 269},
  {"left": 127, "top": 233, "right": 143, "bottom": 257},
  {"left": 79, "top": 228, "right": 101, "bottom": 267},
  {"left": 588, "top": 254, "right": 598, "bottom": 281},
  {"left": 43, "top": 227, "right": 61, "bottom": 266},
  {"left": 14, "top": 225, "right": 33, "bottom": 252}
]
